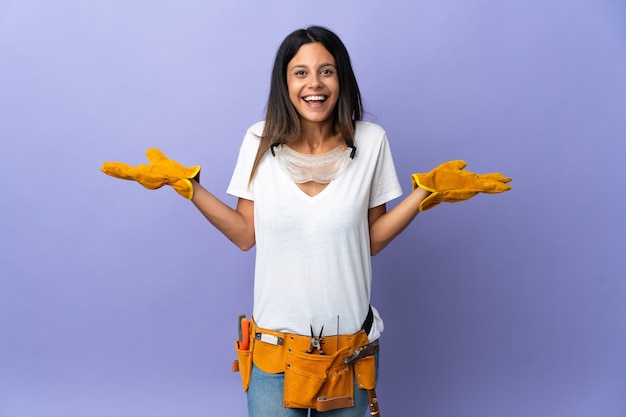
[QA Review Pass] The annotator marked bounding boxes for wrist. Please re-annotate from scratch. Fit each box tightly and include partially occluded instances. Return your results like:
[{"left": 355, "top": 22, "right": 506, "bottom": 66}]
[{"left": 413, "top": 186, "right": 431, "bottom": 198}]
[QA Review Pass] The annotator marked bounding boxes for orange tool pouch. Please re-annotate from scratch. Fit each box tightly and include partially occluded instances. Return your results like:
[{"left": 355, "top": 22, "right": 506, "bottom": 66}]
[{"left": 232, "top": 319, "right": 377, "bottom": 411}]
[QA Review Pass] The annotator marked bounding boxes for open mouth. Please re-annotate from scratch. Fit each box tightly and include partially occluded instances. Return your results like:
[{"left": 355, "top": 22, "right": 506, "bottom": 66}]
[{"left": 303, "top": 95, "right": 328, "bottom": 103}]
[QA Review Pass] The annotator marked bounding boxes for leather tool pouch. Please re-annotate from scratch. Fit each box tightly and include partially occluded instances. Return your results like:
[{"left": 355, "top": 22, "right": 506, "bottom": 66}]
[
  {"left": 233, "top": 339, "right": 253, "bottom": 391},
  {"left": 234, "top": 319, "right": 376, "bottom": 411},
  {"left": 284, "top": 346, "right": 354, "bottom": 409}
]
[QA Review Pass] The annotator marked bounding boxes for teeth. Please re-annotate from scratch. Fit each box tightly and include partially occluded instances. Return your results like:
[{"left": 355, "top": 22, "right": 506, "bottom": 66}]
[{"left": 304, "top": 96, "right": 326, "bottom": 102}]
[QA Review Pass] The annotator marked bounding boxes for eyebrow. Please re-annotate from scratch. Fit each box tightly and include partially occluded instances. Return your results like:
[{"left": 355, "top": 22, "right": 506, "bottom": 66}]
[{"left": 289, "top": 63, "right": 336, "bottom": 71}]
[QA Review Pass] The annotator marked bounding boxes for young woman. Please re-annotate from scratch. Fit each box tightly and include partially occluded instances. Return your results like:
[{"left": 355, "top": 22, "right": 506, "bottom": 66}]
[
  {"left": 102, "top": 25, "right": 511, "bottom": 417},
  {"left": 192, "top": 28, "right": 427, "bottom": 416}
]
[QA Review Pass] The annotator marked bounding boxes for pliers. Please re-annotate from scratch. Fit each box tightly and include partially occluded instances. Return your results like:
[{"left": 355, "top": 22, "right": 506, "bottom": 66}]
[{"left": 306, "top": 325, "right": 325, "bottom": 355}]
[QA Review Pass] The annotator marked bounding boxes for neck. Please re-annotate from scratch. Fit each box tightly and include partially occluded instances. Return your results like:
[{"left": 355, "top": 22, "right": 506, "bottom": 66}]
[{"left": 297, "top": 120, "right": 342, "bottom": 154}]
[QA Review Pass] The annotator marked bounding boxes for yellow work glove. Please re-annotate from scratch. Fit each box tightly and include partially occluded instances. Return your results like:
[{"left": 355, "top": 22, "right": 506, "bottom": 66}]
[
  {"left": 100, "top": 148, "right": 201, "bottom": 200},
  {"left": 412, "top": 160, "right": 511, "bottom": 212}
]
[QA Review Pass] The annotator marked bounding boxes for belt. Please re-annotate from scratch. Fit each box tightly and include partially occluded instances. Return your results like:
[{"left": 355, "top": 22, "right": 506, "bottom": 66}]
[{"left": 362, "top": 305, "right": 374, "bottom": 335}]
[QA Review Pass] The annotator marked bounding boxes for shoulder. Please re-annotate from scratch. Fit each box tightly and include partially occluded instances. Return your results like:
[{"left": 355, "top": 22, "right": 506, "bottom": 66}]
[
  {"left": 354, "top": 121, "right": 391, "bottom": 153},
  {"left": 239, "top": 121, "right": 265, "bottom": 150},
  {"left": 355, "top": 121, "right": 386, "bottom": 136},
  {"left": 247, "top": 120, "right": 266, "bottom": 136},
  {"left": 354, "top": 121, "right": 389, "bottom": 143}
]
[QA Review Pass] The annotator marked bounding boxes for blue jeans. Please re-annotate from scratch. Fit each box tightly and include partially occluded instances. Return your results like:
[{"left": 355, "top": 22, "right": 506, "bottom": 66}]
[{"left": 247, "top": 350, "right": 379, "bottom": 417}]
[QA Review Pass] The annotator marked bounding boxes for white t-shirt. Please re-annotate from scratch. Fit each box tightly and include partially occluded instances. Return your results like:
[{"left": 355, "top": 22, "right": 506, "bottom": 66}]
[{"left": 227, "top": 121, "right": 402, "bottom": 341}]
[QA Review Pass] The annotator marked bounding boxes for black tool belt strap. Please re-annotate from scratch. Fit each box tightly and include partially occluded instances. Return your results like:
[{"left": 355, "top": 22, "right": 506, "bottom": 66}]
[{"left": 362, "top": 305, "right": 374, "bottom": 335}]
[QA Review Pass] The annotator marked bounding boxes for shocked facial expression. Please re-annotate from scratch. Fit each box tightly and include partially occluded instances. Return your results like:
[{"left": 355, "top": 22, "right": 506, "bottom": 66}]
[{"left": 286, "top": 42, "right": 340, "bottom": 127}]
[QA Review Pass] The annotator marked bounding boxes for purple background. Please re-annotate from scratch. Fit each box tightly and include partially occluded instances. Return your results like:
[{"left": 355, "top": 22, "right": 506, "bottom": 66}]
[{"left": 1, "top": 1, "right": 625, "bottom": 416}]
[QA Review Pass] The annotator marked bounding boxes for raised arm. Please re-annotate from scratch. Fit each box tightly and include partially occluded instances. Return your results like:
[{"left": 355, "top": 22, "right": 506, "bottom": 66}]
[
  {"left": 368, "top": 187, "right": 429, "bottom": 256},
  {"left": 368, "top": 160, "right": 512, "bottom": 255},
  {"left": 191, "top": 180, "right": 255, "bottom": 251},
  {"left": 101, "top": 148, "right": 255, "bottom": 251}
]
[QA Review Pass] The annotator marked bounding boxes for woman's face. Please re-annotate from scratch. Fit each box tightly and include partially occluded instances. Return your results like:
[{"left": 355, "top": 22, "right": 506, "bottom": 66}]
[{"left": 286, "top": 42, "right": 340, "bottom": 127}]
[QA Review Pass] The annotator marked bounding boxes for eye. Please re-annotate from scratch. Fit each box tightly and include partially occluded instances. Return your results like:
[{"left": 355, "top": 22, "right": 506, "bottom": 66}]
[
  {"left": 320, "top": 68, "right": 334, "bottom": 76},
  {"left": 294, "top": 70, "right": 307, "bottom": 77}
]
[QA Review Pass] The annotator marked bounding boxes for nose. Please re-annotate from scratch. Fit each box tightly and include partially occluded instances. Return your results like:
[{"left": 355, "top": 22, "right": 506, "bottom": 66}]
[{"left": 309, "top": 74, "right": 323, "bottom": 89}]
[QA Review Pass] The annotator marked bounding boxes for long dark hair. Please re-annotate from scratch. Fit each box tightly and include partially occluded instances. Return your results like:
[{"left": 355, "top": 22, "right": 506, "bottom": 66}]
[{"left": 248, "top": 26, "right": 363, "bottom": 183}]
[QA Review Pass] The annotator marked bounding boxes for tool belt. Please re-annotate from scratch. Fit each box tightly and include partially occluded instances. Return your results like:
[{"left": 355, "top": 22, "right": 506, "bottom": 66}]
[{"left": 233, "top": 319, "right": 378, "bottom": 412}]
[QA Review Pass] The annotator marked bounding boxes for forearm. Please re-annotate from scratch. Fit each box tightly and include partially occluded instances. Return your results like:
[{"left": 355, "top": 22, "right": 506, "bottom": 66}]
[
  {"left": 190, "top": 180, "right": 255, "bottom": 250},
  {"left": 369, "top": 187, "right": 430, "bottom": 255}
]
